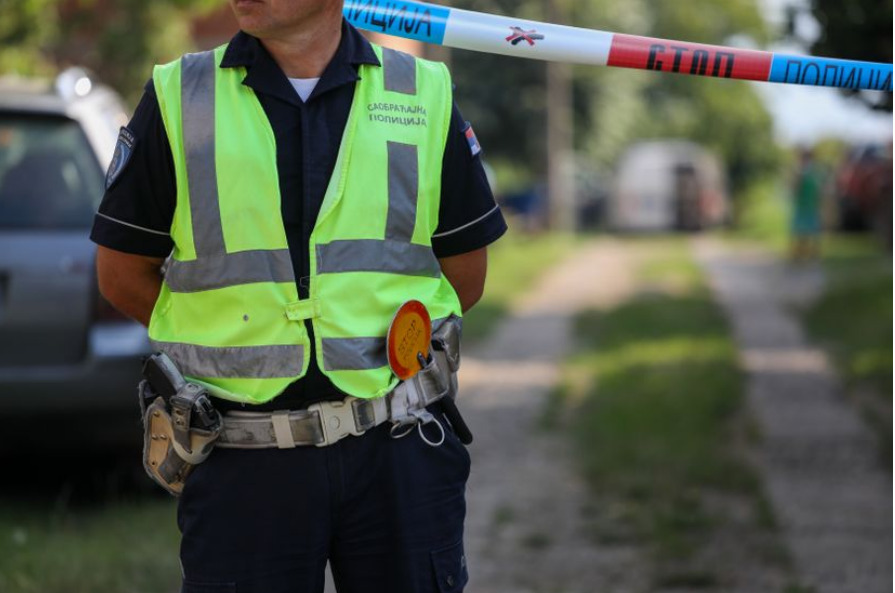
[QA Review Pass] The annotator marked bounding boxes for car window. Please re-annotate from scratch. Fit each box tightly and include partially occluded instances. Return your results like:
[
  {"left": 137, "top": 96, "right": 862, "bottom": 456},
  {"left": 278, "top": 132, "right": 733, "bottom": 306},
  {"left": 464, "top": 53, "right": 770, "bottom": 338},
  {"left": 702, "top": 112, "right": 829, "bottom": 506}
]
[{"left": 0, "top": 113, "right": 105, "bottom": 229}]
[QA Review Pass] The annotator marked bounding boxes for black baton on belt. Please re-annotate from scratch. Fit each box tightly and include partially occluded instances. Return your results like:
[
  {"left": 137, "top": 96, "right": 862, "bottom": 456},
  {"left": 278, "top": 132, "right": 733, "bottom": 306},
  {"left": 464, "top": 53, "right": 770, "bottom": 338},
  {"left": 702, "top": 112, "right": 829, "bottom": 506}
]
[
  {"left": 440, "top": 396, "right": 473, "bottom": 445},
  {"left": 417, "top": 351, "right": 473, "bottom": 445}
]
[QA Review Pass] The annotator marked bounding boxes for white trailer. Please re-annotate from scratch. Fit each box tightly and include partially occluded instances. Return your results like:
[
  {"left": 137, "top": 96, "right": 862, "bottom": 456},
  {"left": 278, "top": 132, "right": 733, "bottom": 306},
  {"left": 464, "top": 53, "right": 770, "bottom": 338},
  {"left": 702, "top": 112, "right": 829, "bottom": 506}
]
[{"left": 609, "top": 140, "right": 728, "bottom": 232}]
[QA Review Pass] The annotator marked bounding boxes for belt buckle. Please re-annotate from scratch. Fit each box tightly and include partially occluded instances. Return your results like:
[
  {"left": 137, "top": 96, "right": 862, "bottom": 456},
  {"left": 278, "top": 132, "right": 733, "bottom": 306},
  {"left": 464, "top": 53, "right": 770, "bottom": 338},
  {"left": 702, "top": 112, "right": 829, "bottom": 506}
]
[{"left": 308, "top": 399, "right": 364, "bottom": 447}]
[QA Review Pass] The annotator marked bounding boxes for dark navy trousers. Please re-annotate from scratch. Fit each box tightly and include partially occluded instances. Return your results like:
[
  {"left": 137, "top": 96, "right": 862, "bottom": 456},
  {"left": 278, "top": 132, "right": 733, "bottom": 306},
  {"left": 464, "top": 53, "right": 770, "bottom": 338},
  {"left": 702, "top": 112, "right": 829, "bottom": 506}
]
[{"left": 176, "top": 409, "right": 471, "bottom": 593}]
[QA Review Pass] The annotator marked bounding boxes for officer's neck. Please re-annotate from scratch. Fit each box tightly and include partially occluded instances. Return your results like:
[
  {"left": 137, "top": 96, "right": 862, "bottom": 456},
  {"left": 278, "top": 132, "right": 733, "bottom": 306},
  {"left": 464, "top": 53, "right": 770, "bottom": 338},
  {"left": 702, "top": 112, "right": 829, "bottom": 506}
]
[{"left": 259, "top": 20, "right": 342, "bottom": 79}]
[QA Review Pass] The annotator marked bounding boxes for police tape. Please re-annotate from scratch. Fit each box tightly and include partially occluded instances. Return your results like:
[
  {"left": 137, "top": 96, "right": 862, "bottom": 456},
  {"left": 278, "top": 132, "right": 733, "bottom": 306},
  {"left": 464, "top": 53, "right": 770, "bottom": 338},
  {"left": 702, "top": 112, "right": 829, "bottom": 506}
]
[{"left": 343, "top": 0, "right": 893, "bottom": 92}]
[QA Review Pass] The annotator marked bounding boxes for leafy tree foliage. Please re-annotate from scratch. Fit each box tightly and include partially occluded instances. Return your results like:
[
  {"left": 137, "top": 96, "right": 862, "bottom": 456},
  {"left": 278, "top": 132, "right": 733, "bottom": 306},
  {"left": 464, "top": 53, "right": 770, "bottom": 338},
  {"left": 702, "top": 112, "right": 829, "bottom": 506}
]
[
  {"left": 448, "top": 0, "right": 553, "bottom": 190},
  {"left": 0, "top": 0, "right": 58, "bottom": 74},
  {"left": 0, "top": 0, "right": 218, "bottom": 105},
  {"left": 451, "top": 0, "right": 780, "bottom": 195},
  {"left": 1, "top": 0, "right": 785, "bottom": 194},
  {"left": 810, "top": 0, "right": 892, "bottom": 111}
]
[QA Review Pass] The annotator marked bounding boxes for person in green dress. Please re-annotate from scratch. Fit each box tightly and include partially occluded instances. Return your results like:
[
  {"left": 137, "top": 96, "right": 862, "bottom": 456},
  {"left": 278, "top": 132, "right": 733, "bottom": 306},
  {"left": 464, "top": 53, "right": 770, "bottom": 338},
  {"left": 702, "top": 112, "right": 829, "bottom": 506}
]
[{"left": 790, "top": 148, "right": 825, "bottom": 260}]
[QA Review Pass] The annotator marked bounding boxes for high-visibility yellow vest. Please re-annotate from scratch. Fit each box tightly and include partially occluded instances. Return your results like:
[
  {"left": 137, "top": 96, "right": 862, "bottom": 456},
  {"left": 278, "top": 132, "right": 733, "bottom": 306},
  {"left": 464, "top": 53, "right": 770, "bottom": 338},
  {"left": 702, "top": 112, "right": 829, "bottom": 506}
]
[{"left": 148, "top": 43, "right": 462, "bottom": 404}]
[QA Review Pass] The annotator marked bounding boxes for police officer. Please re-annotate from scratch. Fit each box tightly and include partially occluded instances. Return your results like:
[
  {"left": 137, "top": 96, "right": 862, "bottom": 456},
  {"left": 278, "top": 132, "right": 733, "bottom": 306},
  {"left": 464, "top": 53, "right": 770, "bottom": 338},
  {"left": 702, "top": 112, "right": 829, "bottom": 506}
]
[{"left": 91, "top": 0, "right": 506, "bottom": 591}]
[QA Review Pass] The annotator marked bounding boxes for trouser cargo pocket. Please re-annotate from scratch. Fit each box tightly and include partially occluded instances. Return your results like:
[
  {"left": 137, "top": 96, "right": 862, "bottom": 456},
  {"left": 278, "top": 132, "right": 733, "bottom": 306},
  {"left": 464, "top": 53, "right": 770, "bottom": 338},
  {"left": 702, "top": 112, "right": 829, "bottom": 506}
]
[{"left": 431, "top": 540, "right": 468, "bottom": 593}]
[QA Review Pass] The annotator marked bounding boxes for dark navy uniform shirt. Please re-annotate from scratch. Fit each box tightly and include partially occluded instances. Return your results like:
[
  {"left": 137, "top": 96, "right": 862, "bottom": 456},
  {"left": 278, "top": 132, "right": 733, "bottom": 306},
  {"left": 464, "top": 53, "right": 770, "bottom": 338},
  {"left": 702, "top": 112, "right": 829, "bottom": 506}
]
[{"left": 90, "top": 22, "right": 506, "bottom": 410}]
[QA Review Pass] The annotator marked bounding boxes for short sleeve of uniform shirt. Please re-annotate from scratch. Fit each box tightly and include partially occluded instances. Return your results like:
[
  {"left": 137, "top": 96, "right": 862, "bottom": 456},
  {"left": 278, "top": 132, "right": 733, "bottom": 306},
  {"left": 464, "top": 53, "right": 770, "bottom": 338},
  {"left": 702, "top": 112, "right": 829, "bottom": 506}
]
[{"left": 91, "top": 82, "right": 507, "bottom": 259}]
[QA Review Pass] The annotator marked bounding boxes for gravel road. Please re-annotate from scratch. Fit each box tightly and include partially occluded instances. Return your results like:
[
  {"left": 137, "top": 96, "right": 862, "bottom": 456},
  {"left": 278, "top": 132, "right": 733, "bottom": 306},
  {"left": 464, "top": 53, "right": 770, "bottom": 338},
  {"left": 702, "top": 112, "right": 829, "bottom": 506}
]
[
  {"left": 695, "top": 239, "right": 892, "bottom": 593},
  {"left": 459, "top": 240, "right": 648, "bottom": 593}
]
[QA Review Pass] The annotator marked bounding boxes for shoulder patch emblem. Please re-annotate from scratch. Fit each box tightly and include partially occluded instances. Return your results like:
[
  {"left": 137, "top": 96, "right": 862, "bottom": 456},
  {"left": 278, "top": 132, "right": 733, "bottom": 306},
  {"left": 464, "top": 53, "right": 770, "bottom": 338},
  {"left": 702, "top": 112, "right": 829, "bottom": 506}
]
[
  {"left": 105, "top": 127, "right": 136, "bottom": 190},
  {"left": 464, "top": 122, "right": 482, "bottom": 158}
]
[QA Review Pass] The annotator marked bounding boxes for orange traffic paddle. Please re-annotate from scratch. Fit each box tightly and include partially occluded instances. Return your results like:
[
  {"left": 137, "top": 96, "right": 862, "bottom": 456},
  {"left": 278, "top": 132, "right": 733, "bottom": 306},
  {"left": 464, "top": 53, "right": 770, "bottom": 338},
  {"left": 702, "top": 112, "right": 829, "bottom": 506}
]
[{"left": 386, "top": 300, "right": 432, "bottom": 380}]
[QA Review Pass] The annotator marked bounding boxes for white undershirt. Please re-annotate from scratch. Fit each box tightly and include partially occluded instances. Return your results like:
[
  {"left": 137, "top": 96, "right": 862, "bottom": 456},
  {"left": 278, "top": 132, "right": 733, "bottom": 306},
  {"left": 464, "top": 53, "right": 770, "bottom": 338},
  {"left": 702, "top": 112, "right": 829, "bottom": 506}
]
[{"left": 288, "top": 77, "right": 320, "bottom": 102}]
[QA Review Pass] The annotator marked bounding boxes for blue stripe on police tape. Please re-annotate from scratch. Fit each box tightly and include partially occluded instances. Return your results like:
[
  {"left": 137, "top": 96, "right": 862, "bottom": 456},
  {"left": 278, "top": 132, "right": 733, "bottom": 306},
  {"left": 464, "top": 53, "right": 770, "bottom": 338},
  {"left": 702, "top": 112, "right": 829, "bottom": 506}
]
[
  {"left": 769, "top": 54, "right": 893, "bottom": 92},
  {"left": 344, "top": 1, "right": 451, "bottom": 45}
]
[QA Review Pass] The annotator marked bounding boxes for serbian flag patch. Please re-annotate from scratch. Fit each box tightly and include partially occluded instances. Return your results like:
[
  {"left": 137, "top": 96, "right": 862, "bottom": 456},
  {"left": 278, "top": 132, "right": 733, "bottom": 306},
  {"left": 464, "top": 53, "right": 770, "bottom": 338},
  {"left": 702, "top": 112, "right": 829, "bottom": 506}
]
[{"left": 464, "top": 122, "right": 482, "bottom": 157}]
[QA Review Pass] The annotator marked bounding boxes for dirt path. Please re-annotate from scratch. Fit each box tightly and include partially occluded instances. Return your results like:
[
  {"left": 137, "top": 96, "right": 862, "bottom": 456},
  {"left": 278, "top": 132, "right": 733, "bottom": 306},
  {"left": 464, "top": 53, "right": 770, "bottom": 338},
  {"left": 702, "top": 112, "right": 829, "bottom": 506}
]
[
  {"left": 694, "top": 239, "right": 893, "bottom": 593},
  {"left": 458, "top": 240, "right": 648, "bottom": 593}
]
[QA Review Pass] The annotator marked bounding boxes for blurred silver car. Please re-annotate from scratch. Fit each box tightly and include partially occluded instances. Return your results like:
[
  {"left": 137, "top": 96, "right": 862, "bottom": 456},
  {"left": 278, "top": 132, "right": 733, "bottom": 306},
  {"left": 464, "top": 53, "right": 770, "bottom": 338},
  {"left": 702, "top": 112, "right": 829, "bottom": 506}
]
[{"left": 0, "top": 69, "right": 150, "bottom": 448}]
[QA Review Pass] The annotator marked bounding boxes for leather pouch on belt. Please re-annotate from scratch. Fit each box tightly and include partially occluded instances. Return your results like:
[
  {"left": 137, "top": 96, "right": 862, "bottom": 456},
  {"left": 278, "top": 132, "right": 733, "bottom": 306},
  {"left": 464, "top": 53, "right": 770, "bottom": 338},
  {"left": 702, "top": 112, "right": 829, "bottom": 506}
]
[
  {"left": 431, "top": 314, "right": 462, "bottom": 400},
  {"left": 142, "top": 393, "right": 219, "bottom": 497}
]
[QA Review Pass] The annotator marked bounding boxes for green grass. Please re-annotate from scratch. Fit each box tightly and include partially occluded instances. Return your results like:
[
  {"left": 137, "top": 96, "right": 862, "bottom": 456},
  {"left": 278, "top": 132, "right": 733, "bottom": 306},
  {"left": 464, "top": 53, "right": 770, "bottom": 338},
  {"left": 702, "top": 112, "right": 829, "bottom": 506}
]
[
  {"left": 728, "top": 175, "right": 892, "bottom": 456},
  {"left": 729, "top": 177, "right": 790, "bottom": 250},
  {"left": 0, "top": 500, "right": 181, "bottom": 593},
  {"left": 729, "top": 178, "right": 892, "bottom": 457},
  {"left": 804, "top": 235, "right": 892, "bottom": 396},
  {"left": 0, "top": 230, "right": 573, "bottom": 593},
  {"left": 462, "top": 229, "right": 575, "bottom": 342},
  {"left": 519, "top": 532, "right": 552, "bottom": 551},
  {"left": 561, "top": 242, "right": 764, "bottom": 567},
  {"left": 801, "top": 235, "right": 892, "bottom": 460},
  {"left": 637, "top": 240, "right": 706, "bottom": 290}
]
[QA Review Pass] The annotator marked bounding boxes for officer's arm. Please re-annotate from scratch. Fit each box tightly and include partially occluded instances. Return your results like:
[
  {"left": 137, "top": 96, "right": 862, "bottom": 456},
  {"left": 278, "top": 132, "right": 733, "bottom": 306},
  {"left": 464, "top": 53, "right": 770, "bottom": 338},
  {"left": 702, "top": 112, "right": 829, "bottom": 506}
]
[
  {"left": 439, "top": 247, "right": 487, "bottom": 313},
  {"left": 96, "top": 245, "right": 165, "bottom": 327}
]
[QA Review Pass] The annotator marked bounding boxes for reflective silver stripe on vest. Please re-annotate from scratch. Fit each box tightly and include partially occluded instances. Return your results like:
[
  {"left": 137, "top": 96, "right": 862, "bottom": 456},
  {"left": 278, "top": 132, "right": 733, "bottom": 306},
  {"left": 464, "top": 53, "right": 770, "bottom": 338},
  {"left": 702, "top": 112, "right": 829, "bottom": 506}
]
[
  {"left": 321, "top": 317, "right": 450, "bottom": 372},
  {"left": 181, "top": 51, "right": 225, "bottom": 258},
  {"left": 316, "top": 239, "right": 441, "bottom": 278},
  {"left": 173, "top": 52, "right": 296, "bottom": 293},
  {"left": 382, "top": 48, "right": 417, "bottom": 95},
  {"left": 151, "top": 341, "right": 305, "bottom": 379},
  {"left": 166, "top": 47, "right": 438, "bottom": 381},
  {"left": 322, "top": 337, "right": 388, "bottom": 371},
  {"left": 165, "top": 249, "right": 295, "bottom": 293},
  {"left": 386, "top": 141, "right": 419, "bottom": 242}
]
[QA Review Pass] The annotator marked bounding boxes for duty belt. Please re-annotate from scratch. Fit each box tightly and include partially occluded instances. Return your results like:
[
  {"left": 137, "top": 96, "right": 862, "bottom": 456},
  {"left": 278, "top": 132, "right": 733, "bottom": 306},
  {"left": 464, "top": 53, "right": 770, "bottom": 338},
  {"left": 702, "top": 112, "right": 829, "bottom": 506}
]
[
  {"left": 216, "top": 323, "right": 461, "bottom": 449},
  {"left": 217, "top": 396, "right": 390, "bottom": 449},
  {"left": 139, "top": 316, "right": 465, "bottom": 495}
]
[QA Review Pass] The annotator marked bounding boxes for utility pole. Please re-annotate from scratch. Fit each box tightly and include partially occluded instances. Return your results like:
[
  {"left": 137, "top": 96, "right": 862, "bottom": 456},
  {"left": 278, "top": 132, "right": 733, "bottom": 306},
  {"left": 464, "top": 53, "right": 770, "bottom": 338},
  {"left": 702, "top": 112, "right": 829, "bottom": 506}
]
[{"left": 545, "top": 0, "right": 575, "bottom": 231}]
